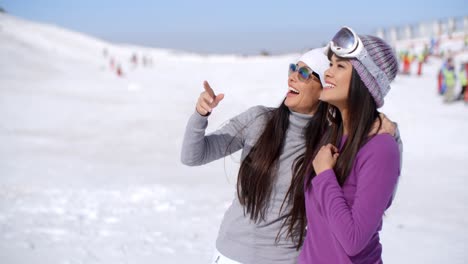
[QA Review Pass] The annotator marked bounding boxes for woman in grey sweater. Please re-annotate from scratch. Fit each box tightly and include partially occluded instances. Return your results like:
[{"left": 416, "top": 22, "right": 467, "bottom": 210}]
[{"left": 181, "top": 48, "right": 396, "bottom": 264}]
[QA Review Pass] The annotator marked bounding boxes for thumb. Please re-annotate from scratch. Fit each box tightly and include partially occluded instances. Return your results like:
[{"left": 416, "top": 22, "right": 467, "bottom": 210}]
[
  {"left": 333, "top": 152, "right": 339, "bottom": 161},
  {"left": 212, "top": 93, "right": 224, "bottom": 107}
]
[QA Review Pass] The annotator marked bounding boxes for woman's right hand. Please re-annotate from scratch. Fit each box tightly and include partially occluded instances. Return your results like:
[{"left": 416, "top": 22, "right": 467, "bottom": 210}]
[
  {"left": 196, "top": 81, "right": 225, "bottom": 116},
  {"left": 312, "top": 144, "right": 339, "bottom": 175}
]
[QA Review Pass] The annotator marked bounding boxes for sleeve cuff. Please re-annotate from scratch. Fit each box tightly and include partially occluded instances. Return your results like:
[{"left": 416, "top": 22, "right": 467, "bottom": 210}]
[
  {"left": 193, "top": 110, "right": 209, "bottom": 119},
  {"left": 312, "top": 168, "right": 336, "bottom": 186}
]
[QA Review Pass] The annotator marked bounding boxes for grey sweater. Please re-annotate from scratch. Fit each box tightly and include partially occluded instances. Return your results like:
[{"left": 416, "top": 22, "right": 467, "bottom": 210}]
[{"left": 181, "top": 105, "right": 311, "bottom": 264}]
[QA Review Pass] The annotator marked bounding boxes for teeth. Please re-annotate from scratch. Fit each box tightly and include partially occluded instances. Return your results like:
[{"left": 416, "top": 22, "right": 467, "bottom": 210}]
[
  {"left": 289, "top": 87, "right": 300, "bottom": 93},
  {"left": 324, "top": 84, "right": 335, "bottom": 89}
]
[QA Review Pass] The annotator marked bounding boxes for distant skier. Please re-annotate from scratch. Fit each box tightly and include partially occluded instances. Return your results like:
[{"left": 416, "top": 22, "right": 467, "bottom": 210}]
[
  {"left": 417, "top": 52, "right": 424, "bottom": 76},
  {"left": 402, "top": 52, "right": 411, "bottom": 75},
  {"left": 458, "top": 63, "right": 467, "bottom": 101},
  {"left": 423, "top": 44, "right": 429, "bottom": 63},
  {"left": 438, "top": 60, "right": 447, "bottom": 95},
  {"left": 429, "top": 38, "right": 434, "bottom": 55},
  {"left": 443, "top": 57, "right": 456, "bottom": 103},
  {"left": 131, "top": 53, "right": 138, "bottom": 67},
  {"left": 110, "top": 57, "right": 115, "bottom": 70},
  {"left": 116, "top": 64, "right": 123, "bottom": 77},
  {"left": 102, "top": 48, "right": 108, "bottom": 58},
  {"left": 464, "top": 34, "right": 468, "bottom": 50}
]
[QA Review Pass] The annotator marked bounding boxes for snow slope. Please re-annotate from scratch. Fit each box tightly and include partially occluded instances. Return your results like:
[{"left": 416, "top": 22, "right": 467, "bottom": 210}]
[{"left": 1, "top": 13, "right": 467, "bottom": 264}]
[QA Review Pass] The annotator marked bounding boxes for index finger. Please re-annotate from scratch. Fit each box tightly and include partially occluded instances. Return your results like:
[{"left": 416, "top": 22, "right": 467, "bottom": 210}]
[{"left": 203, "top": 80, "right": 216, "bottom": 98}]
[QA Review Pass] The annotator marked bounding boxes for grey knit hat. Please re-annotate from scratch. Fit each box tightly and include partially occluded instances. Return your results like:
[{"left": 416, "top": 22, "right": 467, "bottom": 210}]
[{"left": 349, "top": 35, "right": 398, "bottom": 108}]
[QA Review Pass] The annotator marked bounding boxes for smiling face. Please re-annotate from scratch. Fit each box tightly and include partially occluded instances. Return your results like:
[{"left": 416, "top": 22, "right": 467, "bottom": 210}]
[
  {"left": 321, "top": 54, "right": 353, "bottom": 110},
  {"left": 284, "top": 61, "right": 323, "bottom": 115}
]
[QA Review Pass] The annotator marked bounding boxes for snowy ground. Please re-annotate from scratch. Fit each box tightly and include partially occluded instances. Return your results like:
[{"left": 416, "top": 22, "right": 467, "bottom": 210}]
[{"left": 1, "top": 13, "right": 467, "bottom": 264}]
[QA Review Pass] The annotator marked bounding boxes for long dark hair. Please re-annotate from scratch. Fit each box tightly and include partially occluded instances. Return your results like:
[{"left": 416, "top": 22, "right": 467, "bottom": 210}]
[
  {"left": 279, "top": 66, "right": 382, "bottom": 249},
  {"left": 275, "top": 101, "right": 329, "bottom": 249},
  {"left": 236, "top": 97, "right": 327, "bottom": 224},
  {"left": 236, "top": 102, "right": 290, "bottom": 221}
]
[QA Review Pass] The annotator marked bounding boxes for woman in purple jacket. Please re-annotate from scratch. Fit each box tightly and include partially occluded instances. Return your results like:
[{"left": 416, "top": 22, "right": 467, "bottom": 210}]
[{"left": 281, "top": 27, "right": 401, "bottom": 263}]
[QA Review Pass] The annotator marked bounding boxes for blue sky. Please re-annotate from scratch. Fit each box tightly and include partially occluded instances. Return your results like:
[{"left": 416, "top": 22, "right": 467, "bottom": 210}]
[{"left": 1, "top": 0, "right": 466, "bottom": 54}]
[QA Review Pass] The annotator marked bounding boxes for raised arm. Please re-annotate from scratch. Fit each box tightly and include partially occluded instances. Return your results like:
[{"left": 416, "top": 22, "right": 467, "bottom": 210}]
[{"left": 181, "top": 81, "right": 264, "bottom": 166}]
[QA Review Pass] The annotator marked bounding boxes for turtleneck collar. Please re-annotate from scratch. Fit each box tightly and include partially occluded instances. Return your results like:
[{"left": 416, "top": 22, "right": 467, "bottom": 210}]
[{"left": 288, "top": 110, "right": 313, "bottom": 135}]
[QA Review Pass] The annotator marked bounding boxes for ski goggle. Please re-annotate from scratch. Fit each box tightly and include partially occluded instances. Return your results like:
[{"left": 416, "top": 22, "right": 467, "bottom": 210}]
[
  {"left": 288, "top": 63, "right": 320, "bottom": 82},
  {"left": 328, "top": 26, "right": 363, "bottom": 58}
]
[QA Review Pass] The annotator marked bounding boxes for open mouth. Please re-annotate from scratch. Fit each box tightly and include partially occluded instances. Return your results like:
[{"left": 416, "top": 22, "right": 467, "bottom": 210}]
[
  {"left": 324, "top": 83, "right": 335, "bottom": 90},
  {"left": 288, "top": 86, "right": 300, "bottom": 95}
]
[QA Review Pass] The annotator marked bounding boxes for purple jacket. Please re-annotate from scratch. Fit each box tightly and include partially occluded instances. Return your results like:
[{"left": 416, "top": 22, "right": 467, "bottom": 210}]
[{"left": 299, "top": 134, "right": 400, "bottom": 264}]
